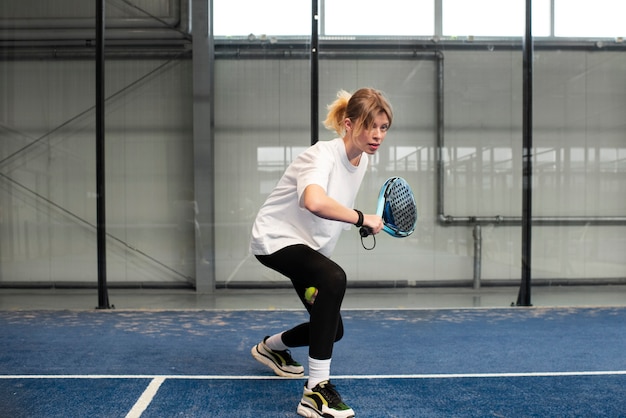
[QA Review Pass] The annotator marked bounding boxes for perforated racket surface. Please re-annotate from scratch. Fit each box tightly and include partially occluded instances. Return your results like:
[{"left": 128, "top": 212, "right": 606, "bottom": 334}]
[
  {"left": 379, "top": 177, "right": 417, "bottom": 237},
  {"left": 359, "top": 177, "right": 417, "bottom": 244}
]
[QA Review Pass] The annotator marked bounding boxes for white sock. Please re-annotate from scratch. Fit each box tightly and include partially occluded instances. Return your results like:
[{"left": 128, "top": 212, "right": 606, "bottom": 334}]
[
  {"left": 307, "top": 357, "right": 331, "bottom": 389},
  {"left": 265, "top": 332, "right": 288, "bottom": 351}
]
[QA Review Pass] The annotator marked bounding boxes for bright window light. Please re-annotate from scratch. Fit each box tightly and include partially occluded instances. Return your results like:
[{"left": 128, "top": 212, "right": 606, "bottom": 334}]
[
  {"left": 442, "top": 0, "right": 550, "bottom": 37},
  {"left": 555, "top": 0, "right": 625, "bottom": 38},
  {"left": 213, "top": 0, "right": 624, "bottom": 39},
  {"left": 213, "top": 0, "right": 309, "bottom": 37},
  {"left": 324, "top": 0, "right": 434, "bottom": 36}
]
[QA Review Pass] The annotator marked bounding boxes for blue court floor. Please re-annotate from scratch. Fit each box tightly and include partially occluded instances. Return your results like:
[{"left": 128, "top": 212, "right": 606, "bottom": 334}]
[{"left": 1, "top": 297, "right": 625, "bottom": 417}]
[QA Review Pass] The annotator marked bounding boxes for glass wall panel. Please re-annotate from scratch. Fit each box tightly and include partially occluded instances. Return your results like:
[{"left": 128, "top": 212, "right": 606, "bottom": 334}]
[
  {"left": 103, "top": 59, "right": 194, "bottom": 286},
  {"left": 317, "top": 57, "right": 439, "bottom": 285},
  {"left": 532, "top": 48, "right": 626, "bottom": 281},
  {"left": 1, "top": 58, "right": 99, "bottom": 285},
  {"left": 0, "top": 0, "right": 194, "bottom": 288},
  {"left": 214, "top": 1, "right": 311, "bottom": 287},
  {"left": 434, "top": 46, "right": 525, "bottom": 286}
]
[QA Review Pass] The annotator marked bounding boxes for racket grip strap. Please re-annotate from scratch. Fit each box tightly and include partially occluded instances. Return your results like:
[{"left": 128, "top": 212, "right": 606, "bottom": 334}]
[{"left": 353, "top": 209, "right": 364, "bottom": 227}]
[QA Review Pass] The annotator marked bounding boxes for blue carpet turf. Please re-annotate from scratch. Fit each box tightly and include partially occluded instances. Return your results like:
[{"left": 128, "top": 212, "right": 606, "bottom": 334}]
[
  {"left": 0, "top": 307, "right": 625, "bottom": 417},
  {"left": 1, "top": 375, "right": 624, "bottom": 417},
  {"left": 141, "top": 376, "right": 626, "bottom": 418},
  {"left": 0, "top": 378, "right": 149, "bottom": 418},
  {"left": 0, "top": 308, "right": 624, "bottom": 375}
]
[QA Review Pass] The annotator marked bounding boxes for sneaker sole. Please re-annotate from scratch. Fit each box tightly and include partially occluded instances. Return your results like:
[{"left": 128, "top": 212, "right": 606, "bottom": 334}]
[
  {"left": 250, "top": 344, "right": 304, "bottom": 378},
  {"left": 297, "top": 401, "right": 355, "bottom": 418}
]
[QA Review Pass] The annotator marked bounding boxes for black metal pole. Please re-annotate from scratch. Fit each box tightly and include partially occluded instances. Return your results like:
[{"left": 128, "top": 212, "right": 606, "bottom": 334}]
[
  {"left": 310, "top": 0, "right": 319, "bottom": 145},
  {"left": 96, "top": 0, "right": 111, "bottom": 309},
  {"left": 517, "top": 0, "right": 533, "bottom": 307}
]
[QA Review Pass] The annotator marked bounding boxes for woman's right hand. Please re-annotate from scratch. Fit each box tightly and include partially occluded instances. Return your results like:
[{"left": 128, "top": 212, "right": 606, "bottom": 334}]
[{"left": 361, "top": 214, "right": 383, "bottom": 235}]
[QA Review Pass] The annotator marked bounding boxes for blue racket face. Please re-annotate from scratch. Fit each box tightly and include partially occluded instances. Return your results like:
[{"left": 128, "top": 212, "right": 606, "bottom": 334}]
[{"left": 377, "top": 177, "right": 417, "bottom": 237}]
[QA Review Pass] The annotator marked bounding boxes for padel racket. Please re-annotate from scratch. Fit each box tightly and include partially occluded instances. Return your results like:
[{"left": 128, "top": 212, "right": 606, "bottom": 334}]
[{"left": 359, "top": 176, "right": 417, "bottom": 249}]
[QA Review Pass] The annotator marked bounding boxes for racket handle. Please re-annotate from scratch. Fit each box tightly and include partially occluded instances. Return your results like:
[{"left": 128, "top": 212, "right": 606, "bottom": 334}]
[{"left": 359, "top": 226, "right": 372, "bottom": 237}]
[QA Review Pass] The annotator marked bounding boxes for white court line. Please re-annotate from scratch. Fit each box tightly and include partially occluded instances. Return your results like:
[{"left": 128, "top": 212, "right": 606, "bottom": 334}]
[
  {"left": 1, "top": 370, "right": 626, "bottom": 380},
  {"left": 125, "top": 377, "right": 165, "bottom": 418}
]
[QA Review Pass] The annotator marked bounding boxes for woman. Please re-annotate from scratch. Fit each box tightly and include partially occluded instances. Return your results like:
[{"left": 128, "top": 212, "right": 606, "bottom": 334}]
[{"left": 250, "top": 87, "right": 393, "bottom": 418}]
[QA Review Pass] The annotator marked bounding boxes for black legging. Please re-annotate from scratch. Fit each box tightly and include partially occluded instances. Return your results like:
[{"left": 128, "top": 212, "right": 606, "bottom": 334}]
[{"left": 255, "top": 244, "right": 345, "bottom": 360}]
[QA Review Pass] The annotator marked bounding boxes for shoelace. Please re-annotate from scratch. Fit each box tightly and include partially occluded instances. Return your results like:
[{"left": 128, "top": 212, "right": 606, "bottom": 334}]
[
  {"left": 317, "top": 382, "right": 343, "bottom": 406},
  {"left": 276, "top": 349, "right": 297, "bottom": 365}
]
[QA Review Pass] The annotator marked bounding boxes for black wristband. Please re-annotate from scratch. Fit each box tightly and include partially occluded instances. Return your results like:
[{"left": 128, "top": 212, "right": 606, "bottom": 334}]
[{"left": 354, "top": 209, "right": 364, "bottom": 227}]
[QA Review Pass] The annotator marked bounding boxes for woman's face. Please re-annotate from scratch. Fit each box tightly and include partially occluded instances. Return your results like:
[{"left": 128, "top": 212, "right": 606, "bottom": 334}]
[{"left": 348, "top": 112, "right": 390, "bottom": 155}]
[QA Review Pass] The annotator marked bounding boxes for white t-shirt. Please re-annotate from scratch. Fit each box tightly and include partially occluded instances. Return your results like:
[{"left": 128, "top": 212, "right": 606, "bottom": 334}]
[{"left": 250, "top": 137, "right": 368, "bottom": 258}]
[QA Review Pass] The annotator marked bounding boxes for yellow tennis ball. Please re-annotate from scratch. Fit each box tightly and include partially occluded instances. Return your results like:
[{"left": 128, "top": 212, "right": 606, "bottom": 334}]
[{"left": 304, "top": 287, "right": 317, "bottom": 304}]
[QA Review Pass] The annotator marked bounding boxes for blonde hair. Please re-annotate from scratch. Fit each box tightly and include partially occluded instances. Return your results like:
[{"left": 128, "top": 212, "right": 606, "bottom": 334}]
[{"left": 323, "top": 88, "right": 393, "bottom": 138}]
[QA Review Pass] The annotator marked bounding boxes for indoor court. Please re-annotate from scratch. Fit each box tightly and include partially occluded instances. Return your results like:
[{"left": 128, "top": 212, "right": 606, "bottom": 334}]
[{"left": 2, "top": 1, "right": 625, "bottom": 417}]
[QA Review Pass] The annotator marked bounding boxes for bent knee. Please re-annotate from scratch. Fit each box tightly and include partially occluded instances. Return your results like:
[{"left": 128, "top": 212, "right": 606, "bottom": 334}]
[
  {"left": 326, "top": 269, "right": 347, "bottom": 290},
  {"left": 334, "top": 327, "right": 344, "bottom": 342}
]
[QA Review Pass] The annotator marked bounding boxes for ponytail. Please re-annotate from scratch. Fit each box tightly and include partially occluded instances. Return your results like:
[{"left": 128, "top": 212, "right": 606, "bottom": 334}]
[{"left": 323, "top": 90, "right": 352, "bottom": 137}]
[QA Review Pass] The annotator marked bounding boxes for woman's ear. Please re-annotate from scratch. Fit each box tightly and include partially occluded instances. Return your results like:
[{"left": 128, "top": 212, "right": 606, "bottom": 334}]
[{"left": 343, "top": 118, "right": 352, "bottom": 132}]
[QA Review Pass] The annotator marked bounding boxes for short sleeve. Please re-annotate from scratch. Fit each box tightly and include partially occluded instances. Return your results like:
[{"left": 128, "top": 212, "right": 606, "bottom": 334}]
[{"left": 295, "top": 145, "right": 334, "bottom": 207}]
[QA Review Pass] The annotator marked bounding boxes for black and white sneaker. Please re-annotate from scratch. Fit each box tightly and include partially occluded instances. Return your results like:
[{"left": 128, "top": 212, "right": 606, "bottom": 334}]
[
  {"left": 297, "top": 380, "right": 355, "bottom": 418},
  {"left": 251, "top": 336, "right": 304, "bottom": 378}
]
